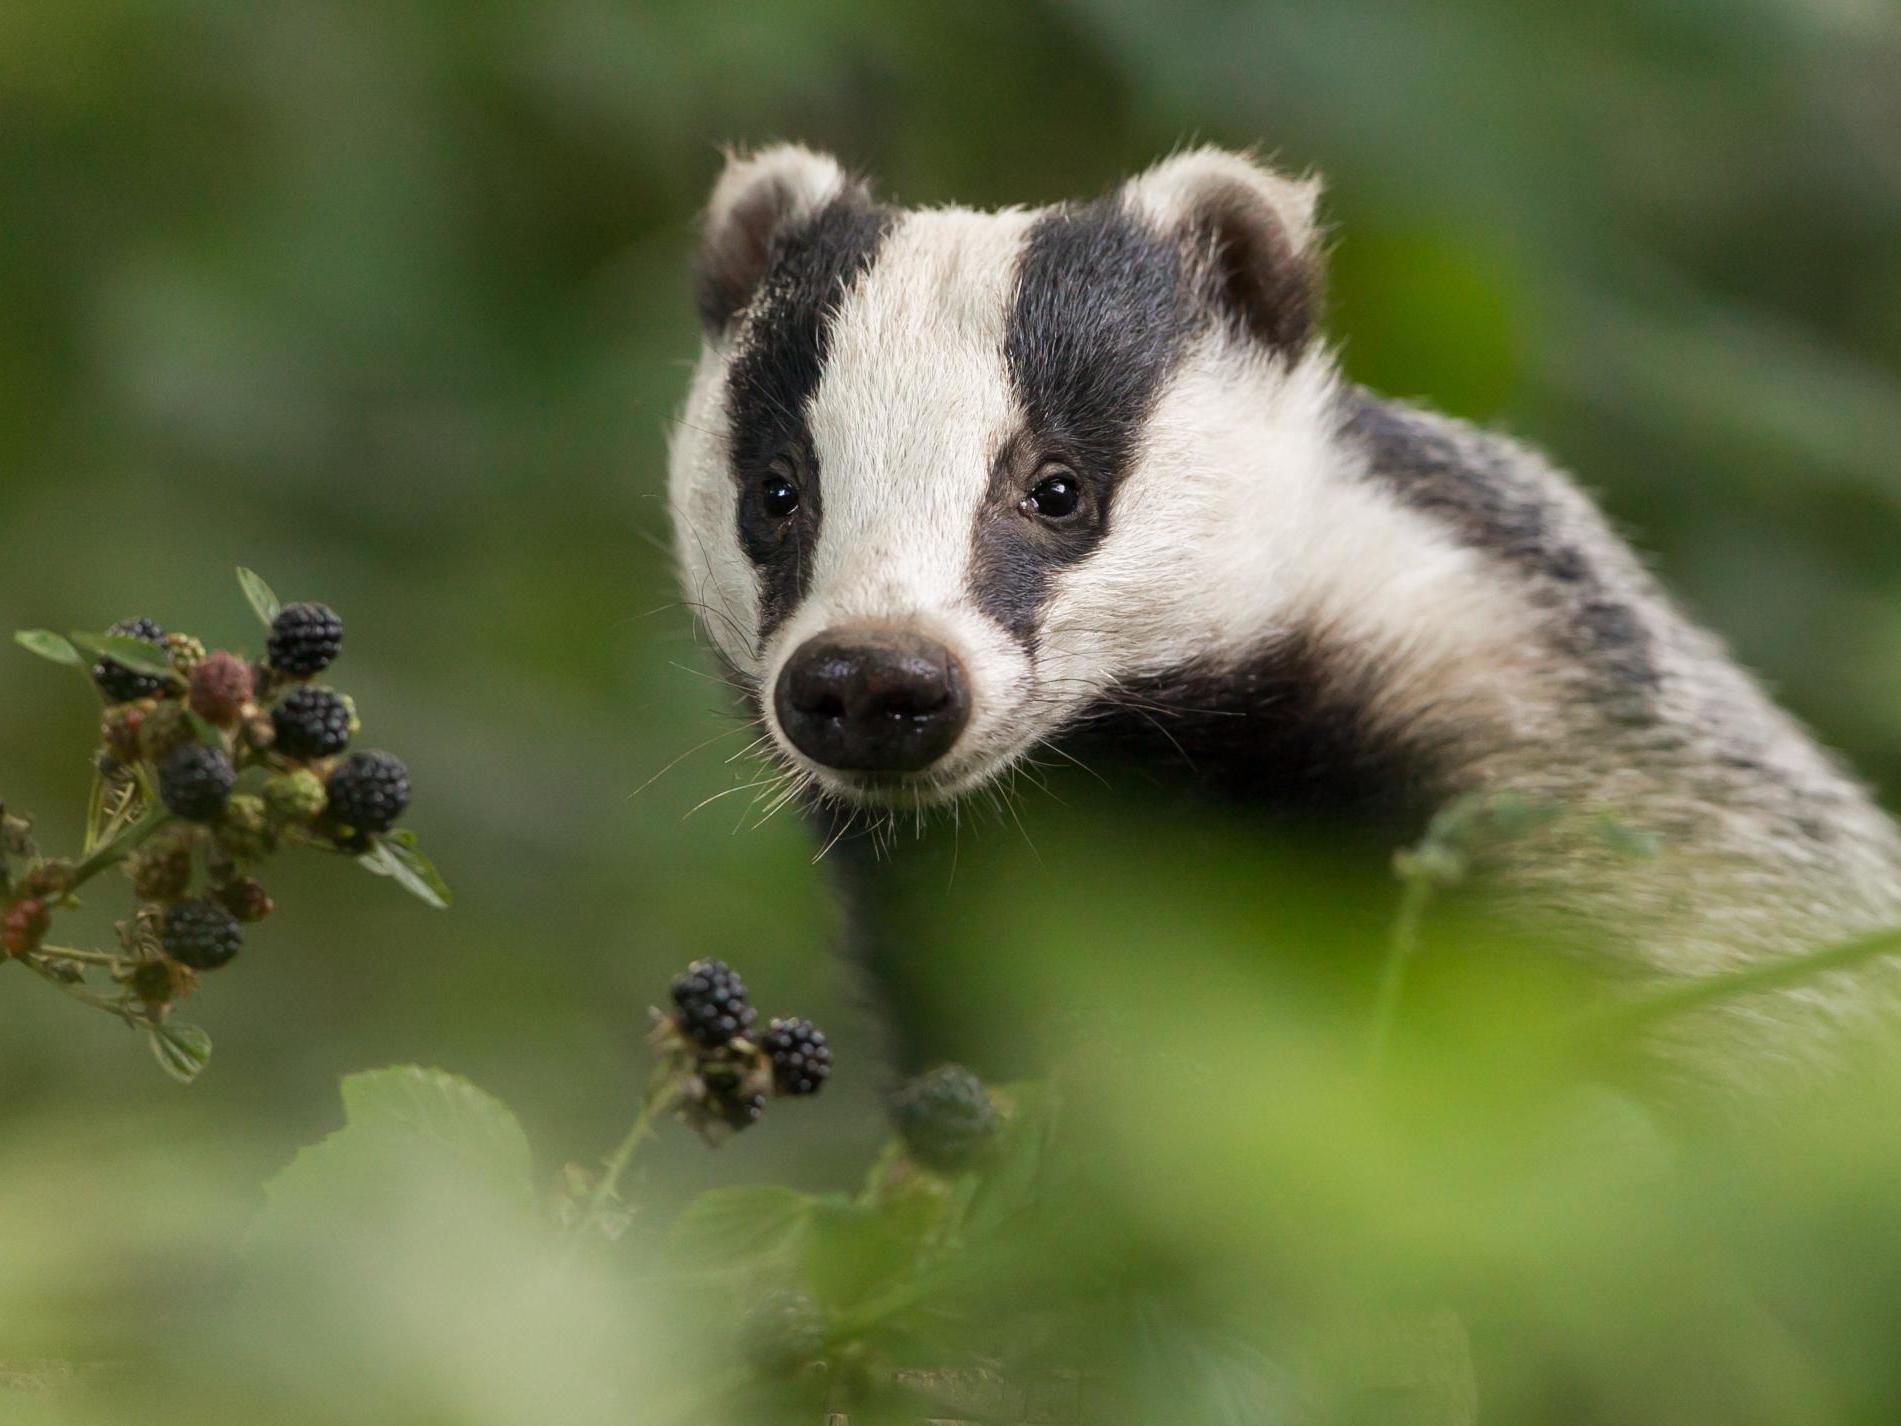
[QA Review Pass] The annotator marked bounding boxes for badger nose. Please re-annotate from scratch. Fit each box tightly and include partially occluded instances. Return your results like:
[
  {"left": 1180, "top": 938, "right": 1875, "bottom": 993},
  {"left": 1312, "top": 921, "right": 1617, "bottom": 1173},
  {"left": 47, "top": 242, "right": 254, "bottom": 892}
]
[{"left": 774, "top": 629, "right": 971, "bottom": 773}]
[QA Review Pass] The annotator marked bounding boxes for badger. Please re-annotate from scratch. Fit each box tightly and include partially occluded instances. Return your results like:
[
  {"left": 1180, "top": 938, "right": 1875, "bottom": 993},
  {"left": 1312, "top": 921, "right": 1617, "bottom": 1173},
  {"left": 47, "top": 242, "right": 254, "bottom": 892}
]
[{"left": 667, "top": 144, "right": 1901, "bottom": 1089}]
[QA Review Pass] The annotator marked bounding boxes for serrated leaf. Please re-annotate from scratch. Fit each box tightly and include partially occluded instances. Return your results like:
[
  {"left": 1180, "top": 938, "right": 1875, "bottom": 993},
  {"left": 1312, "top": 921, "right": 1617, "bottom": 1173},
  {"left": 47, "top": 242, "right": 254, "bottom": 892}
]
[
  {"left": 264, "top": 1066, "right": 536, "bottom": 1217},
  {"left": 13, "top": 629, "right": 82, "bottom": 667},
  {"left": 665, "top": 1185, "right": 813, "bottom": 1270},
  {"left": 356, "top": 831, "right": 451, "bottom": 909},
  {"left": 149, "top": 1022, "right": 213, "bottom": 1084},
  {"left": 236, "top": 566, "right": 282, "bottom": 627},
  {"left": 68, "top": 631, "right": 175, "bottom": 678}
]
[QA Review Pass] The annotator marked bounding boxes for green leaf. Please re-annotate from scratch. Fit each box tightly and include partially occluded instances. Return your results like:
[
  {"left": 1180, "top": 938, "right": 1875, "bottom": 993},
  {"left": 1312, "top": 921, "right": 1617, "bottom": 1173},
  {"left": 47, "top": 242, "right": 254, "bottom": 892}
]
[
  {"left": 67, "top": 631, "right": 176, "bottom": 679},
  {"left": 357, "top": 831, "right": 452, "bottom": 909},
  {"left": 665, "top": 1185, "right": 813, "bottom": 1270},
  {"left": 804, "top": 1197, "right": 917, "bottom": 1312},
  {"left": 264, "top": 1066, "right": 536, "bottom": 1215},
  {"left": 13, "top": 629, "right": 82, "bottom": 667},
  {"left": 236, "top": 566, "right": 282, "bottom": 626},
  {"left": 149, "top": 1022, "right": 213, "bottom": 1084}
]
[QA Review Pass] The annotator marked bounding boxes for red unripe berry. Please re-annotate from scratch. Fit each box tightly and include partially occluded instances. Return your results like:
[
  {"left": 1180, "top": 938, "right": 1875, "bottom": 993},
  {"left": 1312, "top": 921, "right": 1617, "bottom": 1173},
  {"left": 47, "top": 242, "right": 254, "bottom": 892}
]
[{"left": 2, "top": 899, "right": 51, "bottom": 956}]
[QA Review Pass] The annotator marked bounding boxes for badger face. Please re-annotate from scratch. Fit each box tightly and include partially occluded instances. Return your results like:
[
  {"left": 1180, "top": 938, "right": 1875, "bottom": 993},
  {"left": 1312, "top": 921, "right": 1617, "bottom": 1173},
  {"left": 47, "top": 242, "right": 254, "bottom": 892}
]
[{"left": 669, "top": 145, "right": 1332, "bottom": 812}]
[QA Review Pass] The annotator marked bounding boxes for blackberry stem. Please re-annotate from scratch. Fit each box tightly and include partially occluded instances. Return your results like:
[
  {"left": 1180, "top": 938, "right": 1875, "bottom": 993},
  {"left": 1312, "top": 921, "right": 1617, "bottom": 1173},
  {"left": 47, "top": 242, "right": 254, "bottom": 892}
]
[
  {"left": 1366, "top": 865, "right": 1435, "bottom": 1077},
  {"left": 70, "top": 803, "right": 172, "bottom": 887},
  {"left": 570, "top": 1081, "right": 673, "bottom": 1241}
]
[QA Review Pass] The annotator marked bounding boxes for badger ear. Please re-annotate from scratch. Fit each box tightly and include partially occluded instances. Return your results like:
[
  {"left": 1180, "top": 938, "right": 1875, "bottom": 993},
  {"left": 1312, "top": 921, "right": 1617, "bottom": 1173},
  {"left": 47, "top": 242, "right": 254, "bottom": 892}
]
[
  {"left": 1122, "top": 148, "right": 1323, "bottom": 357},
  {"left": 696, "top": 145, "right": 864, "bottom": 337}
]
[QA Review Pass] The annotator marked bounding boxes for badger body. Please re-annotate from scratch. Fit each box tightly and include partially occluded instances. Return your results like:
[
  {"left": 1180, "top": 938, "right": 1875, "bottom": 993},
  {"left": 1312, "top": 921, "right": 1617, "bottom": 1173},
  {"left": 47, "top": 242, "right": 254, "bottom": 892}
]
[{"left": 668, "top": 145, "right": 1901, "bottom": 1083}]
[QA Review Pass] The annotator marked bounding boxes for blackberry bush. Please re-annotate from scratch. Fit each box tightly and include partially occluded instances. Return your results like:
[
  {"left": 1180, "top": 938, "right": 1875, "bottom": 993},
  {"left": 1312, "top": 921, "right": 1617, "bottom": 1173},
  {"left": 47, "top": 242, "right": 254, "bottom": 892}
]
[{"left": 5, "top": 567, "right": 449, "bottom": 1081}]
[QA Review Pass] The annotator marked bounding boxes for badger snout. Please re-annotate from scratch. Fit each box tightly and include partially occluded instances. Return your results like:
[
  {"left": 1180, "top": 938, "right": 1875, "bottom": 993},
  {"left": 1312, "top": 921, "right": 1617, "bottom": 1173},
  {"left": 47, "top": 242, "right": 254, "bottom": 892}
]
[{"left": 774, "top": 628, "right": 971, "bottom": 774}]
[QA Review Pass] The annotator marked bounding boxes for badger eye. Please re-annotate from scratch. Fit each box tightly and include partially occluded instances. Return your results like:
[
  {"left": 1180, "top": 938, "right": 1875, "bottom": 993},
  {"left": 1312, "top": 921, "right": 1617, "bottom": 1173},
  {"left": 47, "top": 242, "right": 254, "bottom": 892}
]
[
  {"left": 761, "top": 472, "right": 801, "bottom": 519},
  {"left": 1021, "top": 468, "right": 1081, "bottom": 521}
]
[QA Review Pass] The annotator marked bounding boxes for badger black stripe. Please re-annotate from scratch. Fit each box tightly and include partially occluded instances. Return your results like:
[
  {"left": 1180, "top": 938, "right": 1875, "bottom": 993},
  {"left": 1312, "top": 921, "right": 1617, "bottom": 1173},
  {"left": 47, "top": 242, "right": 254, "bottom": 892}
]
[
  {"left": 725, "top": 194, "right": 893, "bottom": 643},
  {"left": 970, "top": 199, "right": 1200, "bottom": 648},
  {"left": 1338, "top": 389, "right": 1660, "bottom": 721}
]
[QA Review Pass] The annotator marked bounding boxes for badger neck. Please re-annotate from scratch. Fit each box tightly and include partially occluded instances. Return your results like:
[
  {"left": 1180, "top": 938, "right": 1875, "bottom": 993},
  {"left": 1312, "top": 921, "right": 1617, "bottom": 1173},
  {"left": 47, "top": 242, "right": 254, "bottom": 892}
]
[{"left": 1059, "top": 376, "right": 1895, "bottom": 886}]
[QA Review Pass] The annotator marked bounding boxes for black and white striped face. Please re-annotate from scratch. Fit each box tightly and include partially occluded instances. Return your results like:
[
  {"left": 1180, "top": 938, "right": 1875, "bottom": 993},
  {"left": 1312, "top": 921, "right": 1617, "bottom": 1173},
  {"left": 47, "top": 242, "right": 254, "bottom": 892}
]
[{"left": 669, "top": 146, "right": 1329, "bottom": 809}]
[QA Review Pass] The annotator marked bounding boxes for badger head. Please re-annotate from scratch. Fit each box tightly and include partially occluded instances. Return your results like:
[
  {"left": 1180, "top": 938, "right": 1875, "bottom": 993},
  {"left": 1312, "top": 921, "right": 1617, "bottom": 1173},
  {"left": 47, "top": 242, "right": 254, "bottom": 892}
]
[{"left": 668, "top": 145, "right": 1343, "bottom": 813}]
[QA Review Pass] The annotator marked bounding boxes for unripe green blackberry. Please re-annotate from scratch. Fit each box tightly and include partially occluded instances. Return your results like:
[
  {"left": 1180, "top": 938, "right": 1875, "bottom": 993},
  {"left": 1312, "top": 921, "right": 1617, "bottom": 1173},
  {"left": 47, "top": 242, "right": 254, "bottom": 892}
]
[
  {"left": 2, "top": 898, "right": 50, "bottom": 956},
  {"left": 670, "top": 957, "right": 756, "bottom": 1046},
  {"left": 739, "top": 1292, "right": 827, "bottom": 1376},
  {"left": 271, "top": 686, "right": 352, "bottom": 759},
  {"left": 215, "top": 876, "right": 275, "bottom": 923},
  {"left": 760, "top": 1016, "right": 832, "bottom": 1096},
  {"left": 160, "top": 898, "right": 241, "bottom": 970},
  {"left": 188, "top": 651, "right": 253, "bottom": 727},
  {"left": 91, "top": 617, "right": 170, "bottom": 703},
  {"left": 267, "top": 602, "right": 344, "bottom": 677},
  {"left": 264, "top": 768, "right": 327, "bottom": 823},
  {"left": 137, "top": 700, "right": 196, "bottom": 762},
  {"left": 127, "top": 831, "right": 195, "bottom": 902},
  {"left": 324, "top": 751, "right": 409, "bottom": 834},
  {"left": 891, "top": 1064, "right": 999, "bottom": 1173},
  {"left": 218, "top": 794, "right": 273, "bottom": 860},
  {"left": 165, "top": 632, "right": 206, "bottom": 676},
  {"left": 158, "top": 743, "right": 235, "bottom": 822}
]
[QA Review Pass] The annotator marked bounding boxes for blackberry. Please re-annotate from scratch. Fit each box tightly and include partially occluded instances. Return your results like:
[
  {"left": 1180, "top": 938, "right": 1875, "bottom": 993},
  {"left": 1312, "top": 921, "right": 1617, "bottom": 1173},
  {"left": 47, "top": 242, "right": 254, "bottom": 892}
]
[
  {"left": 271, "top": 686, "right": 352, "bottom": 759},
  {"left": 128, "top": 832, "right": 196, "bottom": 902},
  {"left": 266, "top": 602, "right": 344, "bottom": 677},
  {"left": 215, "top": 876, "right": 275, "bottom": 923},
  {"left": 188, "top": 652, "right": 253, "bottom": 727},
  {"left": 738, "top": 1292, "right": 827, "bottom": 1377},
  {"left": 670, "top": 957, "right": 756, "bottom": 1046},
  {"left": 760, "top": 1016, "right": 832, "bottom": 1096},
  {"left": 158, "top": 743, "right": 236, "bottom": 822},
  {"left": 264, "top": 769, "right": 328, "bottom": 823},
  {"left": 324, "top": 751, "right": 409, "bottom": 833},
  {"left": 891, "top": 1064, "right": 999, "bottom": 1173},
  {"left": 91, "top": 617, "right": 170, "bottom": 703},
  {"left": 160, "top": 898, "right": 242, "bottom": 970},
  {"left": 2, "top": 898, "right": 50, "bottom": 956},
  {"left": 137, "top": 701, "right": 196, "bottom": 762}
]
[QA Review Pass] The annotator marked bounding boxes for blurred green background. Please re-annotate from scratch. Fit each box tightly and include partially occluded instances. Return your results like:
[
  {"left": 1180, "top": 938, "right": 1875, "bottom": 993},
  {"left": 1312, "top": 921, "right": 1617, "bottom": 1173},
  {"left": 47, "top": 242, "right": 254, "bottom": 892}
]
[{"left": 3, "top": 0, "right": 1901, "bottom": 1417}]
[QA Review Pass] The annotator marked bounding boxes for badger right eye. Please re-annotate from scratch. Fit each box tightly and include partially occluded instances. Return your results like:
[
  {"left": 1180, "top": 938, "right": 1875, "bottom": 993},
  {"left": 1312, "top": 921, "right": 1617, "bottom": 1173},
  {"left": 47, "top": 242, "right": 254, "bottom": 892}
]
[{"left": 761, "top": 472, "right": 801, "bottom": 519}]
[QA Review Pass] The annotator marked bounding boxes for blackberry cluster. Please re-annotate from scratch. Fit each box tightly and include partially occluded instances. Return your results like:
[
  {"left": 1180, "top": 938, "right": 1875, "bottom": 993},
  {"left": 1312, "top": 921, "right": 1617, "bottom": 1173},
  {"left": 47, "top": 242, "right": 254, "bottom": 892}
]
[
  {"left": 161, "top": 898, "right": 242, "bottom": 970},
  {"left": 670, "top": 958, "right": 757, "bottom": 1046},
  {"left": 272, "top": 686, "right": 353, "bottom": 759},
  {"left": 891, "top": 1064, "right": 999, "bottom": 1173},
  {"left": 325, "top": 750, "right": 410, "bottom": 834},
  {"left": 158, "top": 743, "right": 236, "bottom": 822},
  {"left": 655, "top": 958, "right": 833, "bottom": 1143},
  {"left": 267, "top": 602, "right": 344, "bottom": 677},
  {"left": 761, "top": 1016, "right": 832, "bottom": 1096},
  {"left": 91, "top": 617, "right": 170, "bottom": 703}
]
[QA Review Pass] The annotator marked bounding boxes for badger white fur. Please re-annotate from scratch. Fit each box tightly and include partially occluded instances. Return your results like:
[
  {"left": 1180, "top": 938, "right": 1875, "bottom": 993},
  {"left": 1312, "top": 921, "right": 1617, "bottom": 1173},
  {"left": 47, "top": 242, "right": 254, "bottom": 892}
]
[{"left": 669, "top": 144, "right": 1901, "bottom": 1082}]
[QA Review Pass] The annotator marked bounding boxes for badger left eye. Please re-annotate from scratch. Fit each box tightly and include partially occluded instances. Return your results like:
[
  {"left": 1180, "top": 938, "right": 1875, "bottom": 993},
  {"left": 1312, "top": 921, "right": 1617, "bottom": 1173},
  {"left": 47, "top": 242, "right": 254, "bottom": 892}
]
[
  {"left": 1020, "top": 467, "right": 1081, "bottom": 521},
  {"left": 761, "top": 472, "right": 801, "bottom": 519}
]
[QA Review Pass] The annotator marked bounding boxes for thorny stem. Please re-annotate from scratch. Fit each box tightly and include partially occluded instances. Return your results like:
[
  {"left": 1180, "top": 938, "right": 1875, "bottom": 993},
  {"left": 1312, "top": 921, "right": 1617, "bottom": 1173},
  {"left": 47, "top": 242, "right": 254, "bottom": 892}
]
[
  {"left": 12, "top": 953, "right": 146, "bottom": 1023},
  {"left": 68, "top": 803, "right": 171, "bottom": 888},
  {"left": 1585, "top": 922, "right": 1901, "bottom": 1043},
  {"left": 570, "top": 1081, "right": 674, "bottom": 1242},
  {"left": 1365, "top": 865, "right": 1437, "bottom": 1077}
]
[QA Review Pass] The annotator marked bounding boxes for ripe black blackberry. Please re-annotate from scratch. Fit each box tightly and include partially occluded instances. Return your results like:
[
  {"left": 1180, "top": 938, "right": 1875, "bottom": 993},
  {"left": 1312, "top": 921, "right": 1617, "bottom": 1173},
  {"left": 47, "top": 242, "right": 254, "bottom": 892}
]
[
  {"left": 670, "top": 957, "right": 756, "bottom": 1046},
  {"left": 161, "top": 897, "right": 242, "bottom": 970},
  {"left": 891, "top": 1064, "right": 999, "bottom": 1173},
  {"left": 760, "top": 1016, "right": 832, "bottom": 1096},
  {"left": 158, "top": 743, "right": 236, "bottom": 822},
  {"left": 271, "top": 686, "right": 353, "bottom": 759},
  {"left": 91, "top": 617, "right": 170, "bottom": 703},
  {"left": 325, "top": 750, "right": 409, "bottom": 834},
  {"left": 266, "top": 601, "right": 344, "bottom": 677}
]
